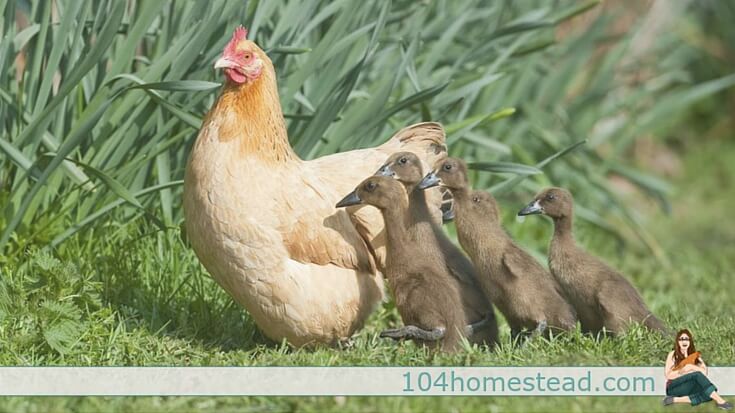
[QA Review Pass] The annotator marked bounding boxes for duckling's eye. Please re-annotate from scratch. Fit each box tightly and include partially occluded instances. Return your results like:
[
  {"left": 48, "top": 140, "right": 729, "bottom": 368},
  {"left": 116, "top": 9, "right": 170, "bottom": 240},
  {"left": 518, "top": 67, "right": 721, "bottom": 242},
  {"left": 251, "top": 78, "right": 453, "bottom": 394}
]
[
  {"left": 443, "top": 163, "right": 453, "bottom": 171},
  {"left": 366, "top": 182, "right": 377, "bottom": 191},
  {"left": 398, "top": 157, "right": 407, "bottom": 165},
  {"left": 546, "top": 193, "right": 556, "bottom": 201},
  {"left": 472, "top": 196, "right": 480, "bottom": 203}
]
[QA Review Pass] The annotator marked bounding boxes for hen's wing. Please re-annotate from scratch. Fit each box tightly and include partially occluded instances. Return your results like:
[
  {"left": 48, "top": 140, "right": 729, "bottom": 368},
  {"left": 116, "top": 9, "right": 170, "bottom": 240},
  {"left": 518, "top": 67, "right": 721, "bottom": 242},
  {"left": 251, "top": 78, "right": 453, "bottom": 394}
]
[{"left": 277, "top": 166, "right": 377, "bottom": 274}]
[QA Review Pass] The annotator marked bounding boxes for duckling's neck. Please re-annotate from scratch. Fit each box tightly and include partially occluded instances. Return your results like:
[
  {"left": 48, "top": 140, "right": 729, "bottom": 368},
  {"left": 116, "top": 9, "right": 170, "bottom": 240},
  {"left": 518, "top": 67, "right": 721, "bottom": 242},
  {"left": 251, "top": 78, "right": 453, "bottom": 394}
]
[
  {"left": 448, "top": 187, "right": 470, "bottom": 221},
  {"left": 449, "top": 186, "right": 470, "bottom": 204},
  {"left": 552, "top": 215, "right": 575, "bottom": 247},
  {"left": 381, "top": 202, "right": 411, "bottom": 259},
  {"left": 407, "top": 185, "right": 432, "bottom": 224}
]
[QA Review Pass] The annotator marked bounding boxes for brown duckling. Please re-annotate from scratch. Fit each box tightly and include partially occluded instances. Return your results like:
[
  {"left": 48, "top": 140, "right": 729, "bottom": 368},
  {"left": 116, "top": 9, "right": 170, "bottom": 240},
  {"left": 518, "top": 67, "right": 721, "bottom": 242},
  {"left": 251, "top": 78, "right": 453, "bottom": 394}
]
[
  {"left": 420, "top": 159, "right": 576, "bottom": 341},
  {"left": 336, "top": 176, "right": 470, "bottom": 351},
  {"left": 376, "top": 152, "right": 498, "bottom": 347},
  {"left": 517, "top": 187, "right": 668, "bottom": 336}
]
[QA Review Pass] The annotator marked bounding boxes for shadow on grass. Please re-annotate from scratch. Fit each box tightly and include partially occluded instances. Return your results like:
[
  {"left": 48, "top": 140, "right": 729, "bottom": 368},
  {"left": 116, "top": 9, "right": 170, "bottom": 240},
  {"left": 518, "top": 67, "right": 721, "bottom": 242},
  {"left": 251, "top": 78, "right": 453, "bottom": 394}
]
[{"left": 73, "top": 227, "right": 274, "bottom": 354}]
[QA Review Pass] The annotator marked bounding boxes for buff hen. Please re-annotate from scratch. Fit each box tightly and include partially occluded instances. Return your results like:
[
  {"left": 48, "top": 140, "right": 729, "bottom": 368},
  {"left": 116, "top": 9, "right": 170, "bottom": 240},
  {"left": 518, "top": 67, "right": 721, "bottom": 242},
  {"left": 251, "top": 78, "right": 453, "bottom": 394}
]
[{"left": 183, "top": 27, "right": 447, "bottom": 346}]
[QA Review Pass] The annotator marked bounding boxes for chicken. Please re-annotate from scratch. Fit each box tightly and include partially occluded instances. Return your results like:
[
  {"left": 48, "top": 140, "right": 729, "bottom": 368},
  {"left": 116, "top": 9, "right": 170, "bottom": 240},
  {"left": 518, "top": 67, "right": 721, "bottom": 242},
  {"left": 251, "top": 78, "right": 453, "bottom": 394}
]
[{"left": 183, "top": 26, "right": 447, "bottom": 346}]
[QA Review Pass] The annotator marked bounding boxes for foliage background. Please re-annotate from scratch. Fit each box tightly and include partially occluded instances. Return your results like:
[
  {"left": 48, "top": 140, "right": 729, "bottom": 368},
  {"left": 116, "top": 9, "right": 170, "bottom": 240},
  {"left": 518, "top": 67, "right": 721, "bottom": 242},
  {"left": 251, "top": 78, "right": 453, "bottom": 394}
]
[{"left": 1, "top": 0, "right": 734, "bottom": 411}]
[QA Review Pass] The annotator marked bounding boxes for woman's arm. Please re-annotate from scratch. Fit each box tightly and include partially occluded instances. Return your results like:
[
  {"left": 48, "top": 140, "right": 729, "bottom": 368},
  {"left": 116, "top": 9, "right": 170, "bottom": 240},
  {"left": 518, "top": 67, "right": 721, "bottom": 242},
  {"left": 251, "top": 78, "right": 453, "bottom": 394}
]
[
  {"left": 664, "top": 351, "right": 680, "bottom": 380},
  {"left": 696, "top": 358, "right": 708, "bottom": 375}
]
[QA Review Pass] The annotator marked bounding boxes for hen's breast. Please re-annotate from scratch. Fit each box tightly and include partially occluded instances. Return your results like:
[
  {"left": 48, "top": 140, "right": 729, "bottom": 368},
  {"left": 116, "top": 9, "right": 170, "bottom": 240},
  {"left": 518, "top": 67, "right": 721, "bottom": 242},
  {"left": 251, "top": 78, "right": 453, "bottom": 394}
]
[{"left": 183, "top": 125, "right": 383, "bottom": 346}]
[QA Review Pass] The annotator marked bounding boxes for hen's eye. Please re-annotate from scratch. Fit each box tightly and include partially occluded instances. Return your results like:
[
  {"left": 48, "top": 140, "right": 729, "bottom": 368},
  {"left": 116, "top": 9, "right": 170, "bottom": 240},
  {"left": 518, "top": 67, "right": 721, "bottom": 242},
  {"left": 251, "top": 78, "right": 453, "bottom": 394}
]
[
  {"left": 443, "top": 164, "right": 452, "bottom": 171},
  {"left": 399, "top": 157, "right": 407, "bottom": 165},
  {"left": 243, "top": 52, "right": 253, "bottom": 61}
]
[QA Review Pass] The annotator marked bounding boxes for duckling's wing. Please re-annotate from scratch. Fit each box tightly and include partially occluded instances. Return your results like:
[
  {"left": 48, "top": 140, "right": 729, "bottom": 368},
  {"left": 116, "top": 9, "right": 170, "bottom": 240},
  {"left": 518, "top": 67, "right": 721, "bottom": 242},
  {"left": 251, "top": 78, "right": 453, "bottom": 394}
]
[
  {"left": 438, "top": 235, "right": 480, "bottom": 286},
  {"left": 446, "top": 254, "right": 480, "bottom": 287},
  {"left": 501, "top": 243, "right": 545, "bottom": 280},
  {"left": 596, "top": 275, "right": 656, "bottom": 329}
]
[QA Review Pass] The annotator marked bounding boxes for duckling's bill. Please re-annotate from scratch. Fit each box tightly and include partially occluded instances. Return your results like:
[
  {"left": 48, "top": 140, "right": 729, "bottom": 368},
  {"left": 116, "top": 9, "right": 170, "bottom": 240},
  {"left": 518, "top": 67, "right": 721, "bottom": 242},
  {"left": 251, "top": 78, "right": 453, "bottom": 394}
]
[
  {"left": 418, "top": 172, "right": 441, "bottom": 189},
  {"left": 376, "top": 164, "right": 395, "bottom": 177},
  {"left": 336, "top": 190, "right": 363, "bottom": 208},
  {"left": 518, "top": 199, "right": 543, "bottom": 216}
]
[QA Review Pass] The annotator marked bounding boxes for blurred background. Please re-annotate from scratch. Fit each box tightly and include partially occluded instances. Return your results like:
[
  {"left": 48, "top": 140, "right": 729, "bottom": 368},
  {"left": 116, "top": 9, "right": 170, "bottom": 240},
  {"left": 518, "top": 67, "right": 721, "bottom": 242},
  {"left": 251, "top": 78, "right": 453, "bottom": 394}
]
[{"left": 0, "top": 0, "right": 733, "bottom": 378}]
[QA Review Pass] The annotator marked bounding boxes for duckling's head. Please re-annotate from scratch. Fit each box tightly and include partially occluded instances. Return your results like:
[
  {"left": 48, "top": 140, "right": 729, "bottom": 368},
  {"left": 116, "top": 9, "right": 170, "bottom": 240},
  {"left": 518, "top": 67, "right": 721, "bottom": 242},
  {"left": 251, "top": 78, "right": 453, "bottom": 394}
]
[
  {"left": 336, "top": 176, "right": 406, "bottom": 210},
  {"left": 418, "top": 157, "right": 469, "bottom": 191},
  {"left": 517, "top": 187, "right": 574, "bottom": 220},
  {"left": 376, "top": 152, "right": 425, "bottom": 186},
  {"left": 464, "top": 190, "right": 501, "bottom": 224}
]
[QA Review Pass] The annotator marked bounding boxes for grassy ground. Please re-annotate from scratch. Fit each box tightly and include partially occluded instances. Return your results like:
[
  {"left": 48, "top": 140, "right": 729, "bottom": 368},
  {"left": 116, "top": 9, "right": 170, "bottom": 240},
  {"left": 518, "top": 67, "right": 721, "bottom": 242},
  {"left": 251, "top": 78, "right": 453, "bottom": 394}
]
[{"left": 1, "top": 141, "right": 734, "bottom": 411}]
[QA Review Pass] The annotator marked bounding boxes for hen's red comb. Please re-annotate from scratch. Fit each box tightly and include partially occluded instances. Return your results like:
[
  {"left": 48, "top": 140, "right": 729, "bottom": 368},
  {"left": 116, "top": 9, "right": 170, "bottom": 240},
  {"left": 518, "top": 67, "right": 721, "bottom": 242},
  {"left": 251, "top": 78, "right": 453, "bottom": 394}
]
[
  {"left": 232, "top": 25, "right": 248, "bottom": 41},
  {"left": 224, "top": 25, "right": 249, "bottom": 56}
]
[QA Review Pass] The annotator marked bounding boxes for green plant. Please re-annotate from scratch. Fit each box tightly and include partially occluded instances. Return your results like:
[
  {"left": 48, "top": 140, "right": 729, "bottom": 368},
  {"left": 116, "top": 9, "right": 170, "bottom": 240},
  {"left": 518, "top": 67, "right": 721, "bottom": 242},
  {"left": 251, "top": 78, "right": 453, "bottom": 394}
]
[
  {"left": 2, "top": 0, "right": 734, "bottom": 260},
  {"left": 0, "top": 250, "right": 102, "bottom": 355}
]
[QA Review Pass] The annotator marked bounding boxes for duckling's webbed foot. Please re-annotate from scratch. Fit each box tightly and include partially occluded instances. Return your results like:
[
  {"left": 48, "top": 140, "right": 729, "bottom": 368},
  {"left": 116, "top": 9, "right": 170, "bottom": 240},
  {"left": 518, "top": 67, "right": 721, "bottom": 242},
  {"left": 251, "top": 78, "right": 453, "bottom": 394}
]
[
  {"left": 464, "top": 313, "right": 494, "bottom": 337},
  {"left": 532, "top": 319, "right": 548, "bottom": 337},
  {"left": 510, "top": 328, "right": 523, "bottom": 347},
  {"left": 512, "top": 320, "right": 549, "bottom": 347},
  {"left": 380, "top": 325, "right": 446, "bottom": 341}
]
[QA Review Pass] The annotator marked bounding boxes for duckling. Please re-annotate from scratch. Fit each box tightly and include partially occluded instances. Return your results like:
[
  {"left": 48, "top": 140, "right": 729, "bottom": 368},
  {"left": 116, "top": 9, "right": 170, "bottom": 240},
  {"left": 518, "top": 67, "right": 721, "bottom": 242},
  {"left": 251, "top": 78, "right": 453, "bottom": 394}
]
[
  {"left": 336, "top": 176, "right": 475, "bottom": 351},
  {"left": 376, "top": 152, "right": 498, "bottom": 347},
  {"left": 517, "top": 187, "right": 668, "bottom": 336},
  {"left": 420, "top": 159, "right": 576, "bottom": 341}
]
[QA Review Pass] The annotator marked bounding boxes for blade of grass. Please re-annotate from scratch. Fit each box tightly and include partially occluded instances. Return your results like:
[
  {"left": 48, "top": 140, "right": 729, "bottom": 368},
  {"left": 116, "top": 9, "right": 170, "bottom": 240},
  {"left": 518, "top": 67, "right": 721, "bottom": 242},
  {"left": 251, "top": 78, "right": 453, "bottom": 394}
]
[
  {"left": 491, "top": 140, "right": 587, "bottom": 194},
  {"left": 467, "top": 161, "right": 542, "bottom": 175},
  {"left": 48, "top": 181, "right": 184, "bottom": 248}
]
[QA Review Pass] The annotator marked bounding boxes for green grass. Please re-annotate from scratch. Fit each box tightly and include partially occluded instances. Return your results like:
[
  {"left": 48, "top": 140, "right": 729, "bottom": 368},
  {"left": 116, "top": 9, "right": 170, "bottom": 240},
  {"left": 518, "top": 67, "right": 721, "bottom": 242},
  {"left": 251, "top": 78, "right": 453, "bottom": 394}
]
[
  {"left": 3, "top": 0, "right": 735, "bottom": 411},
  {"left": 1, "top": 138, "right": 734, "bottom": 412}
]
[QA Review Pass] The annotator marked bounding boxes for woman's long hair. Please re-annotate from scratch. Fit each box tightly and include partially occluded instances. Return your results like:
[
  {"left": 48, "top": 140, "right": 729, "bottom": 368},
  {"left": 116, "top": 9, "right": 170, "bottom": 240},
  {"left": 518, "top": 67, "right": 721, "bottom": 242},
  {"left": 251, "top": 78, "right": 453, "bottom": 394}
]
[{"left": 673, "top": 328, "right": 699, "bottom": 366}]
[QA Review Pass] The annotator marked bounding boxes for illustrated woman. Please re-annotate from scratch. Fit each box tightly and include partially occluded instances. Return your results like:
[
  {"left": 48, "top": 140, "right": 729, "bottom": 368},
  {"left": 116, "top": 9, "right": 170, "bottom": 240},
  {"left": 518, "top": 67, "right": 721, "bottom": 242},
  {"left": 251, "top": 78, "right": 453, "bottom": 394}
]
[{"left": 663, "top": 329, "right": 731, "bottom": 410}]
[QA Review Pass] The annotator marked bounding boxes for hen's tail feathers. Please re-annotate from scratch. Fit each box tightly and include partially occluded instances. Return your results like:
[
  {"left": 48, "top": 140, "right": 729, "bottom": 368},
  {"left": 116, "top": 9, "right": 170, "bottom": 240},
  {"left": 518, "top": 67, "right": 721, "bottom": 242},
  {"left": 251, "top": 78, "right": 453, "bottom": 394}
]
[{"left": 382, "top": 122, "right": 447, "bottom": 162}]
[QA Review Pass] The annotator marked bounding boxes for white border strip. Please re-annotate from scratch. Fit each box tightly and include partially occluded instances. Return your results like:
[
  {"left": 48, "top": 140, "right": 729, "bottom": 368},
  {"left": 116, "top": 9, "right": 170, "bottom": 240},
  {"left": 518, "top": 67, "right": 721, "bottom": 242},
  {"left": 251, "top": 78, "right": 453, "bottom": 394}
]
[{"left": 0, "top": 367, "right": 732, "bottom": 396}]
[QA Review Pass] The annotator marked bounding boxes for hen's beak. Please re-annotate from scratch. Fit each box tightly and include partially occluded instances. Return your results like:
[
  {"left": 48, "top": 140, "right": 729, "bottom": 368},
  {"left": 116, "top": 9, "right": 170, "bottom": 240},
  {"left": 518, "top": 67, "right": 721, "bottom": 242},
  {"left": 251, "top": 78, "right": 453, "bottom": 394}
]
[
  {"left": 214, "top": 57, "right": 237, "bottom": 69},
  {"left": 418, "top": 172, "right": 440, "bottom": 190},
  {"left": 376, "top": 164, "right": 395, "bottom": 177},
  {"left": 336, "top": 190, "right": 362, "bottom": 208},
  {"left": 518, "top": 200, "right": 543, "bottom": 216}
]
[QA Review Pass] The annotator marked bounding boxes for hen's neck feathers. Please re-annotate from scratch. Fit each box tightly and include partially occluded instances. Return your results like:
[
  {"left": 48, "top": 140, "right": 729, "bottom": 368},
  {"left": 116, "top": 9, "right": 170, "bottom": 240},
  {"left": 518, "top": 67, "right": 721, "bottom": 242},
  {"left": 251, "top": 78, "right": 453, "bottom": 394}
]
[{"left": 210, "top": 61, "right": 298, "bottom": 163}]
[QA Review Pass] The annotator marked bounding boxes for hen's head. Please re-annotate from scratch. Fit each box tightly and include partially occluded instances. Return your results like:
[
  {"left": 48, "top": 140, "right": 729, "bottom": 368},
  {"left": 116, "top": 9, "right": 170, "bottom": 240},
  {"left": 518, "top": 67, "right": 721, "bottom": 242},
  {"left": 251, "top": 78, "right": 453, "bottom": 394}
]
[{"left": 215, "top": 26, "right": 265, "bottom": 85}]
